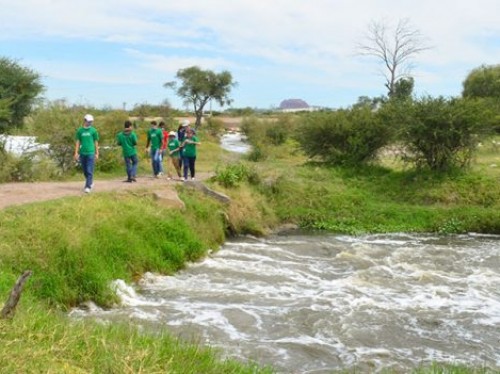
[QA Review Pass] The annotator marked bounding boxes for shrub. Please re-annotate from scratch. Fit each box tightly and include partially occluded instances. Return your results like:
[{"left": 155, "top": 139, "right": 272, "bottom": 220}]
[
  {"left": 214, "top": 162, "right": 258, "bottom": 188},
  {"left": 399, "top": 96, "right": 492, "bottom": 171},
  {"left": 294, "top": 107, "right": 392, "bottom": 166},
  {"left": 204, "top": 117, "right": 225, "bottom": 136}
]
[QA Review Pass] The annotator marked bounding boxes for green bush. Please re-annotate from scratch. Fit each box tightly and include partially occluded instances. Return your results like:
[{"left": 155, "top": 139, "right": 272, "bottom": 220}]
[
  {"left": 399, "top": 96, "right": 492, "bottom": 171},
  {"left": 294, "top": 107, "right": 392, "bottom": 166},
  {"left": 27, "top": 105, "right": 82, "bottom": 173},
  {"left": 214, "top": 162, "right": 259, "bottom": 188}
]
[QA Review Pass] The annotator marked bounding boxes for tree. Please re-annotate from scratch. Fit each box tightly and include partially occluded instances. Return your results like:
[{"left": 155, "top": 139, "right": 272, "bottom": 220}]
[
  {"left": 0, "top": 57, "right": 44, "bottom": 132},
  {"left": 164, "top": 66, "right": 236, "bottom": 128},
  {"left": 462, "top": 64, "right": 500, "bottom": 99},
  {"left": 357, "top": 18, "right": 429, "bottom": 97},
  {"left": 391, "top": 77, "right": 414, "bottom": 102}
]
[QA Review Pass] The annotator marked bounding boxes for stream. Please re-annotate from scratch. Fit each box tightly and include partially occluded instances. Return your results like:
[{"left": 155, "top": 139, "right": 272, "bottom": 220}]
[{"left": 70, "top": 233, "right": 500, "bottom": 373}]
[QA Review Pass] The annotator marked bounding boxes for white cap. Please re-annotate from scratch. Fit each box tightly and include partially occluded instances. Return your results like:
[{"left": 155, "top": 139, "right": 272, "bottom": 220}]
[
  {"left": 181, "top": 119, "right": 190, "bottom": 127},
  {"left": 84, "top": 114, "right": 94, "bottom": 122},
  {"left": 168, "top": 131, "right": 176, "bottom": 136}
]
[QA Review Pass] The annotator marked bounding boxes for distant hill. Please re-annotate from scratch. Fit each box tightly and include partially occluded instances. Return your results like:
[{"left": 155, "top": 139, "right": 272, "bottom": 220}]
[{"left": 279, "top": 99, "right": 310, "bottom": 110}]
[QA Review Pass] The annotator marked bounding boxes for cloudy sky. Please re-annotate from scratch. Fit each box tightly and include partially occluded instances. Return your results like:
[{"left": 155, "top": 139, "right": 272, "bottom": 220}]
[{"left": 1, "top": 0, "right": 499, "bottom": 110}]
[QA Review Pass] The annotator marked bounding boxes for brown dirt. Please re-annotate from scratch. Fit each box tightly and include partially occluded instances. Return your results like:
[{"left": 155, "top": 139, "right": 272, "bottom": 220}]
[{"left": 0, "top": 172, "right": 212, "bottom": 211}]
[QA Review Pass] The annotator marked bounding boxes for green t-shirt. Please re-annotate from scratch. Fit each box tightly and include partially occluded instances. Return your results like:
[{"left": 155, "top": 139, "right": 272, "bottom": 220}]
[
  {"left": 147, "top": 128, "right": 163, "bottom": 151},
  {"left": 182, "top": 136, "right": 199, "bottom": 158},
  {"left": 75, "top": 126, "right": 99, "bottom": 155},
  {"left": 116, "top": 130, "right": 138, "bottom": 157},
  {"left": 167, "top": 139, "right": 180, "bottom": 158}
]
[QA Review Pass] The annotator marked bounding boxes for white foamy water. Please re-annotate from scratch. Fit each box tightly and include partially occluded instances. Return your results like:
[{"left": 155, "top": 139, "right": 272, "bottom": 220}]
[
  {"left": 70, "top": 233, "right": 500, "bottom": 373},
  {"left": 220, "top": 132, "right": 251, "bottom": 154}
]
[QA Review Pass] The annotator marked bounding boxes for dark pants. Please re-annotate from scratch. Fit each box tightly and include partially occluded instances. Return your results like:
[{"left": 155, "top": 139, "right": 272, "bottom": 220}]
[
  {"left": 183, "top": 156, "right": 196, "bottom": 179},
  {"left": 80, "top": 154, "right": 95, "bottom": 189},
  {"left": 124, "top": 154, "right": 138, "bottom": 180}
]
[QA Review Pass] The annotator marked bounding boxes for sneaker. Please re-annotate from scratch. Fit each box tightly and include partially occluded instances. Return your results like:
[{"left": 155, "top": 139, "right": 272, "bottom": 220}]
[
  {"left": 191, "top": 177, "right": 195, "bottom": 181},
  {"left": 84, "top": 187, "right": 91, "bottom": 193},
  {"left": 131, "top": 177, "right": 137, "bottom": 182},
  {"left": 90, "top": 183, "right": 94, "bottom": 189},
  {"left": 167, "top": 177, "right": 172, "bottom": 180},
  {"left": 124, "top": 179, "right": 132, "bottom": 183}
]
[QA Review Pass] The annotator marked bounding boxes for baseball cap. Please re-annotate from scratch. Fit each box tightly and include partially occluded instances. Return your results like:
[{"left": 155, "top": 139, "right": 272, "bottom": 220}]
[
  {"left": 181, "top": 119, "right": 190, "bottom": 127},
  {"left": 168, "top": 131, "right": 176, "bottom": 136},
  {"left": 84, "top": 114, "right": 94, "bottom": 122}
]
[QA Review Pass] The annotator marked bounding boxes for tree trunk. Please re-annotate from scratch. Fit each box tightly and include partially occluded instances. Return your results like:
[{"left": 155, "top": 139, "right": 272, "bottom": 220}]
[{"left": 1, "top": 270, "right": 32, "bottom": 319}]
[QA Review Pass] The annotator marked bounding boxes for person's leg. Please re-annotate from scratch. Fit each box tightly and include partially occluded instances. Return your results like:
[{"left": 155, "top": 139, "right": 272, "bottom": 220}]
[
  {"left": 189, "top": 156, "right": 196, "bottom": 179},
  {"left": 154, "top": 149, "right": 162, "bottom": 176},
  {"left": 81, "top": 154, "right": 95, "bottom": 189},
  {"left": 171, "top": 157, "right": 181, "bottom": 177},
  {"left": 182, "top": 156, "right": 189, "bottom": 180},
  {"left": 165, "top": 155, "right": 172, "bottom": 179},
  {"left": 159, "top": 150, "right": 164, "bottom": 174},
  {"left": 80, "top": 154, "right": 88, "bottom": 187},
  {"left": 130, "top": 154, "right": 138, "bottom": 181},
  {"left": 150, "top": 148, "right": 157, "bottom": 176},
  {"left": 124, "top": 156, "right": 132, "bottom": 180}
]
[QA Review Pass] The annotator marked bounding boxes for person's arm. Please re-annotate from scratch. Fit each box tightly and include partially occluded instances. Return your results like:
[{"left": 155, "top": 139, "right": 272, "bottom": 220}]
[
  {"left": 74, "top": 140, "right": 80, "bottom": 161},
  {"left": 94, "top": 141, "right": 99, "bottom": 160}
]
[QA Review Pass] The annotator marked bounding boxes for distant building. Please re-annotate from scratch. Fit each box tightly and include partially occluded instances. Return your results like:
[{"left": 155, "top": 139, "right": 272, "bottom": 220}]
[{"left": 278, "top": 99, "right": 318, "bottom": 113}]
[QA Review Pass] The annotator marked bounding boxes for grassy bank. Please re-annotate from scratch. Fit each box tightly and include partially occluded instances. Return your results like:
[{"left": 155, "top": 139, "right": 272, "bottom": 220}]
[
  {"left": 0, "top": 191, "right": 270, "bottom": 373},
  {"left": 214, "top": 128, "right": 499, "bottom": 235}
]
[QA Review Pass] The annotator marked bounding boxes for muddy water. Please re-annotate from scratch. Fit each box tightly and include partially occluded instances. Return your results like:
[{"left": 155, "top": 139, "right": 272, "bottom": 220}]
[{"left": 71, "top": 233, "right": 500, "bottom": 373}]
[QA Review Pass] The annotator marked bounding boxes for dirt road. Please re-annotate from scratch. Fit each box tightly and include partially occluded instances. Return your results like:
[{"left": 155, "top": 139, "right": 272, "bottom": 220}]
[{"left": 0, "top": 173, "right": 212, "bottom": 211}]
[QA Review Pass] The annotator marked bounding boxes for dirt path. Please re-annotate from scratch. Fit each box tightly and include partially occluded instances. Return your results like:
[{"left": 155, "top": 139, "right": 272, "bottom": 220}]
[{"left": 0, "top": 172, "right": 213, "bottom": 210}]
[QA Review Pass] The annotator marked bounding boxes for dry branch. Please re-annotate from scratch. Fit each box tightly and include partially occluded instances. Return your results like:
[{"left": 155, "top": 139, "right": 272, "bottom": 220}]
[{"left": 1, "top": 270, "right": 32, "bottom": 319}]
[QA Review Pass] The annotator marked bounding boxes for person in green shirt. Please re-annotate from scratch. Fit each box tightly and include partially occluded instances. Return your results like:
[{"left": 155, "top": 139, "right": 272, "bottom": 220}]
[
  {"left": 181, "top": 128, "right": 200, "bottom": 181},
  {"left": 74, "top": 114, "right": 99, "bottom": 193},
  {"left": 167, "top": 131, "right": 182, "bottom": 179},
  {"left": 116, "top": 120, "right": 138, "bottom": 182},
  {"left": 145, "top": 121, "right": 164, "bottom": 178}
]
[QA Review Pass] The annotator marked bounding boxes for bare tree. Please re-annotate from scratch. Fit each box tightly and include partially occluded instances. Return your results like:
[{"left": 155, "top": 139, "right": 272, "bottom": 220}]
[{"left": 357, "top": 18, "right": 430, "bottom": 97}]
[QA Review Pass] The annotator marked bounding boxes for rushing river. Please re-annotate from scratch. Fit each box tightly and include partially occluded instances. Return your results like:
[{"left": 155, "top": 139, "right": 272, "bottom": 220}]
[
  {"left": 220, "top": 132, "right": 251, "bottom": 154},
  {"left": 71, "top": 233, "right": 500, "bottom": 373}
]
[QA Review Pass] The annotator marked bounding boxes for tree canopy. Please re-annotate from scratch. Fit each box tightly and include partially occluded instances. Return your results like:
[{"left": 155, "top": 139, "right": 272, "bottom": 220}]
[
  {"left": 0, "top": 57, "right": 44, "bottom": 132},
  {"left": 462, "top": 64, "right": 500, "bottom": 99},
  {"left": 164, "top": 66, "right": 236, "bottom": 127}
]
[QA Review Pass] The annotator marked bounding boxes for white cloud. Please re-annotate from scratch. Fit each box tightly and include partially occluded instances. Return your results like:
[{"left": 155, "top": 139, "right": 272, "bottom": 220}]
[{"left": 1, "top": 0, "right": 499, "bottom": 107}]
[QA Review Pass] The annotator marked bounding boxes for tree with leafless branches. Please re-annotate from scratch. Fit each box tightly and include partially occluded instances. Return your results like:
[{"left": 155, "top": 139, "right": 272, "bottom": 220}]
[{"left": 357, "top": 18, "right": 430, "bottom": 98}]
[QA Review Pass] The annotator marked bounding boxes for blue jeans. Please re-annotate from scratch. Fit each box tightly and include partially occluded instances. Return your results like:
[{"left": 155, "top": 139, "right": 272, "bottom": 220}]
[
  {"left": 80, "top": 154, "right": 95, "bottom": 189},
  {"left": 150, "top": 148, "right": 161, "bottom": 176},
  {"left": 124, "top": 154, "right": 138, "bottom": 180},
  {"left": 159, "top": 150, "right": 166, "bottom": 173}
]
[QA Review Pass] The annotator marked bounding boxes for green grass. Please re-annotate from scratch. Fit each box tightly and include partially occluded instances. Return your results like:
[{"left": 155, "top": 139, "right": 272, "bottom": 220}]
[
  {"left": 0, "top": 191, "right": 274, "bottom": 373},
  {"left": 0, "top": 304, "right": 270, "bottom": 373}
]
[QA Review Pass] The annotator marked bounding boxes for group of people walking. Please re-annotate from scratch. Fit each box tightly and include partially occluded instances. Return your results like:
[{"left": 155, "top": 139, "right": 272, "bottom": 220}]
[{"left": 74, "top": 114, "right": 200, "bottom": 193}]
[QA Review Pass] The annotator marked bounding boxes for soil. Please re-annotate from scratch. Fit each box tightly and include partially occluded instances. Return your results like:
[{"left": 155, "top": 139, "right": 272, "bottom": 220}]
[{"left": 0, "top": 172, "right": 212, "bottom": 211}]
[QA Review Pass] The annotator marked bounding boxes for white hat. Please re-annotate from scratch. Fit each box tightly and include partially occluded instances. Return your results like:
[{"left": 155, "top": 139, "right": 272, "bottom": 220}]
[
  {"left": 168, "top": 131, "right": 176, "bottom": 136},
  {"left": 84, "top": 114, "right": 94, "bottom": 122},
  {"left": 181, "top": 119, "right": 190, "bottom": 127}
]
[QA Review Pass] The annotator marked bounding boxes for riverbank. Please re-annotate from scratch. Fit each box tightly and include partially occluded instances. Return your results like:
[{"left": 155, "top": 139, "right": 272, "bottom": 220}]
[
  {"left": 0, "top": 131, "right": 499, "bottom": 372},
  {"left": 0, "top": 189, "right": 272, "bottom": 373}
]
